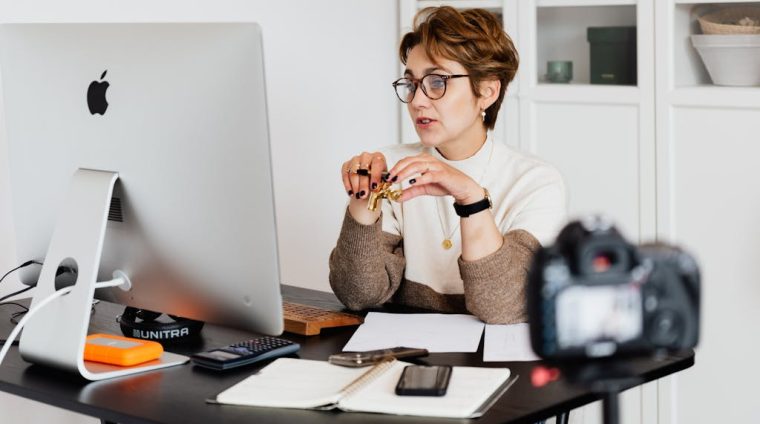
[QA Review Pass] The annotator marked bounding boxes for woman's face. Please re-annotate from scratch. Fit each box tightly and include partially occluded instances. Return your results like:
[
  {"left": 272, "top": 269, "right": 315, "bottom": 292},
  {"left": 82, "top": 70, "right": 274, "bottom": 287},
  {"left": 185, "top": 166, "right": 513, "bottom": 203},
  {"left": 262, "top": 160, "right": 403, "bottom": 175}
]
[{"left": 404, "top": 45, "right": 484, "bottom": 155}]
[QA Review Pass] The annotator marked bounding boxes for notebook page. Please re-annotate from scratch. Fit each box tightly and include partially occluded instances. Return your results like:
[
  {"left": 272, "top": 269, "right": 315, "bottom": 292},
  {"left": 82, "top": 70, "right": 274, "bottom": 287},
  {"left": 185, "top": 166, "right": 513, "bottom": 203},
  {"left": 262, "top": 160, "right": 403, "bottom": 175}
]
[
  {"left": 215, "top": 358, "right": 368, "bottom": 409},
  {"left": 338, "top": 362, "right": 511, "bottom": 418}
]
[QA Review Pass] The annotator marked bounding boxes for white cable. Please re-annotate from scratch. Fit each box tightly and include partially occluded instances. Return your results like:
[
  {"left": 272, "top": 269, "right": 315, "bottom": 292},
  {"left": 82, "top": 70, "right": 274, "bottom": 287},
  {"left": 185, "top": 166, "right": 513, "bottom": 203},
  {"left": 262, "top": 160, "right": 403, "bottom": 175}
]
[{"left": 0, "top": 276, "right": 126, "bottom": 366}]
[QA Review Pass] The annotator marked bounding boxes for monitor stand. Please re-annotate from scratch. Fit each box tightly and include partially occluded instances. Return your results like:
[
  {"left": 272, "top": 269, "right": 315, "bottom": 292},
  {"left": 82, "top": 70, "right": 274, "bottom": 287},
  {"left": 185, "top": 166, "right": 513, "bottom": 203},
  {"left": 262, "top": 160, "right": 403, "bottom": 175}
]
[{"left": 18, "top": 169, "right": 188, "bottom": 380}]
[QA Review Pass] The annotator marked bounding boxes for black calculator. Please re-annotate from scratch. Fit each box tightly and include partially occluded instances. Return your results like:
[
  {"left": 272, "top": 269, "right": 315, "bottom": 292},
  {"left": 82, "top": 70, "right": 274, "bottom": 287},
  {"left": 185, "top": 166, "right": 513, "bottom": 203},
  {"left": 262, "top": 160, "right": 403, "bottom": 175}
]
[{"left": 190, "top": 337, "right": 300, "bottom": 370}]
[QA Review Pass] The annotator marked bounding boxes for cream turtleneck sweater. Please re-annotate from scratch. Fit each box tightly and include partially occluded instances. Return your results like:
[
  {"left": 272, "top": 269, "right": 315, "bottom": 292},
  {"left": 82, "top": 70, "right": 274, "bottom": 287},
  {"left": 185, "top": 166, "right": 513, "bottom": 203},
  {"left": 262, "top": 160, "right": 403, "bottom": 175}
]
[{"left": 329, "top": 135, "right": 566, "bottom": 324}]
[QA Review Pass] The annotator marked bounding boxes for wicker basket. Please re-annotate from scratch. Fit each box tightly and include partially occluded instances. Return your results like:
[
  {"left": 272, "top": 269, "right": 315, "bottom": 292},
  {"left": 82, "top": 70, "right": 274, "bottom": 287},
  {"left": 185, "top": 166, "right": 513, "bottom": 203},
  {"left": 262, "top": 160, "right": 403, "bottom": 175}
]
[{"left": 698, "top": 6, "right": 760, "bottom": 35}]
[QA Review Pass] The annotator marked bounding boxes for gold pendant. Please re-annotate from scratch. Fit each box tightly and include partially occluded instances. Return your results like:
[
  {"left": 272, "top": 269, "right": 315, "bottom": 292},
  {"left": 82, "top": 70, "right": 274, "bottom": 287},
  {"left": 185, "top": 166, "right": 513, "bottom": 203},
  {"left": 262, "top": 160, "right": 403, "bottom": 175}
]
[{"left": 442, "top": 239, "right": 453, "bottom": 250}]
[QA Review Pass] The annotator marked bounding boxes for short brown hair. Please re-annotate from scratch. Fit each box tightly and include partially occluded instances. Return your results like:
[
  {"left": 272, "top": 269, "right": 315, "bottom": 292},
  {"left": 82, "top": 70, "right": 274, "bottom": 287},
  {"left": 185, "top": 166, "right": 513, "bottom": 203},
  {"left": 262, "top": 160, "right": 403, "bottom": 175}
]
[{"left": 399, "top": 7, "right": 519, "bottom": 130}]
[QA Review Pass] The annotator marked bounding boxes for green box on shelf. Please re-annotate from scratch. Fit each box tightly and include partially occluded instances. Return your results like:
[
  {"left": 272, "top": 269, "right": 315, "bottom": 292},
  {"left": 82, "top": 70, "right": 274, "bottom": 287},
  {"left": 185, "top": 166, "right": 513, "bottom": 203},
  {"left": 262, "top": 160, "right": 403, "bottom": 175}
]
[{"left": 587, "top": 26, "right": 637, "bottom": 85}]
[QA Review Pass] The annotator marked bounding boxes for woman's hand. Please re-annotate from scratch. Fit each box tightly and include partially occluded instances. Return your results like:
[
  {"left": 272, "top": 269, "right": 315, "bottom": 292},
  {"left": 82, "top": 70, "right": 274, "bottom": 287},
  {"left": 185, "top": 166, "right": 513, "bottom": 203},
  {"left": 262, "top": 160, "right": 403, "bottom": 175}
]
[
  {"left": 386, "top": 152, "right": 484, "bottom": 204},
  {"left": 388, "top": 152, "right": 502, "bottom": 261},
  {"left": 341, "top": 152, "right": 387, "bottom": 224},
  {"left": 341, "top": 152, "right": 387, "bottom": 200}
]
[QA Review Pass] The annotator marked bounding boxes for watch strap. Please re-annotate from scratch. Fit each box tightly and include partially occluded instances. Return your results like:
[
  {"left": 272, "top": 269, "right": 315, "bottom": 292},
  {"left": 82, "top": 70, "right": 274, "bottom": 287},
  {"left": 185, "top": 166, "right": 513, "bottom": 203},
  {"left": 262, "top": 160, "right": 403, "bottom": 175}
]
[{"left": 453, "top": 188, "right": 492, "bottom": 218}]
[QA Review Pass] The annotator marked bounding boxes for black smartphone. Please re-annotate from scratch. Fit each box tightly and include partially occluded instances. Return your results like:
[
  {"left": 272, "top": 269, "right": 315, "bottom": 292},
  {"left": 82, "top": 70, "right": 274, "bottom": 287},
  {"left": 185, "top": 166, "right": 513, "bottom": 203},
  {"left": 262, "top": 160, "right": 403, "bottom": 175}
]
[{"left": 395, "top": 365, "right": 452, "bottom": 396}]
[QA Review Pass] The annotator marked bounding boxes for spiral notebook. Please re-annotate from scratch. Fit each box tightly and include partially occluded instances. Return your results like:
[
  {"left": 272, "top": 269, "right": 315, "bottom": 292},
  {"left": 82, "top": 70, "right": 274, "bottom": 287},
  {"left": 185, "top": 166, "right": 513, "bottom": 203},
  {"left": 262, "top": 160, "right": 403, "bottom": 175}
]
[{"left": 209, "top": 358, "right": 515, "bottom": 418}]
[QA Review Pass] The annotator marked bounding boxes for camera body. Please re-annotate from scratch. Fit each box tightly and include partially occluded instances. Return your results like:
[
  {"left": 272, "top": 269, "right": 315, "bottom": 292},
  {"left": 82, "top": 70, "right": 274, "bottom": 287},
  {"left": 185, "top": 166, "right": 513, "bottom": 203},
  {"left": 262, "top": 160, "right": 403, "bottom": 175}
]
[{"left": 527, "top": 217, "right": 700, "bottom": 360}]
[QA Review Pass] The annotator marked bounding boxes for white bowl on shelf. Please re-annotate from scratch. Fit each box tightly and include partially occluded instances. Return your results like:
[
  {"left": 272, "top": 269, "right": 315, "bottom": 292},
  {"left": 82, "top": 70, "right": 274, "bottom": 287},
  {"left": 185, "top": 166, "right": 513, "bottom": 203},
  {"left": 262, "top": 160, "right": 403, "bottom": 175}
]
[{"left": 691, "top": 34, "right": 760, "bottom": 86}]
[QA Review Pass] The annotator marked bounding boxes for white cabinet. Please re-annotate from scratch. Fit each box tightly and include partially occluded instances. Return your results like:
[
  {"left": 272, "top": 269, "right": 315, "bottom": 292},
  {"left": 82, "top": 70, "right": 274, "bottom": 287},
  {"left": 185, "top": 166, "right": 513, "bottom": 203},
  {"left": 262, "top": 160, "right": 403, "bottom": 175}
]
[
  {"left": 399, "top": 1, "right": 760, "bottom": 423},
  {"left": 520, "top": 0, "right": 656, "bottom": 244},
  {"left": 655, "top": 2, "right": 760, "bottom": 424}
]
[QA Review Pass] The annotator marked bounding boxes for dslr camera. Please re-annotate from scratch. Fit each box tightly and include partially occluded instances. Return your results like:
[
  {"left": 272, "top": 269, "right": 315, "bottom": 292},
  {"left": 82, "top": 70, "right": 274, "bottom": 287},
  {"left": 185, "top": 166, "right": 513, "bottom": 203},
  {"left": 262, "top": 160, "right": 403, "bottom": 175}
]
[{"left": 527, "top": 216, "right": 700, "bottom": 361}]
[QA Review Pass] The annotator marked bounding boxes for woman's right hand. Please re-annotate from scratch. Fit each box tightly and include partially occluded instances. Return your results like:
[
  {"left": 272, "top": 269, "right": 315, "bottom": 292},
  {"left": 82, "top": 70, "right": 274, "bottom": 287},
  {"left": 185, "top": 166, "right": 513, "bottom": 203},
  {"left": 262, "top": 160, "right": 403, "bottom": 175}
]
[{"left": 341, "top": 152, "right": 387, "bottom": 224}]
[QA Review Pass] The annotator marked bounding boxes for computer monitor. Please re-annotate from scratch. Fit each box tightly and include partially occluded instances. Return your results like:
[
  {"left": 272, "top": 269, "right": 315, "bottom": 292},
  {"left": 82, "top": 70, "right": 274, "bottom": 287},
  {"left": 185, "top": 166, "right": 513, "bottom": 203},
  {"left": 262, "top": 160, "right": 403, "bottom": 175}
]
[{"left": 0, "top": 23, "right": 284, "bottom": 377}]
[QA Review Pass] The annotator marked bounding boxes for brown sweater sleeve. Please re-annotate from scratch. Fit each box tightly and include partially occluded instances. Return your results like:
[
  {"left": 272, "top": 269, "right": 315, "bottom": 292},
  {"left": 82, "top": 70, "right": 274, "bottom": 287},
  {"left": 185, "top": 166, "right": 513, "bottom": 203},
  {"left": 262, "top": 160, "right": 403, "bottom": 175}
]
[
  {"left": 458, "top": 229, "right": 541, "bottom": 324},
  {"left": 329, "top": 208, "right": 406, "bottom": 310}
]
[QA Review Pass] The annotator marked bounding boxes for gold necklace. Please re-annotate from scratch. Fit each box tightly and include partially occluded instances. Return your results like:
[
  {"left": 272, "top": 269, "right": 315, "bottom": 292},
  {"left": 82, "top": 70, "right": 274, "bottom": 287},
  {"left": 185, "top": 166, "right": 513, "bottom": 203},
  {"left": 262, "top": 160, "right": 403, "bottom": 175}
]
[{"left": 435, "top": 137, "right": 495, "bottom": 250}]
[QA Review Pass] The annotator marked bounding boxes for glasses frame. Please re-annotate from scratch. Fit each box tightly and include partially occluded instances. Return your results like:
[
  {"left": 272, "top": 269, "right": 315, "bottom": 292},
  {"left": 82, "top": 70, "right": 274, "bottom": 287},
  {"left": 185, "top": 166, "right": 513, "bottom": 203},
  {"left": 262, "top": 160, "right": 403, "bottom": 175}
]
[{"left": 391, "top": 73, "right": 470, "bottom": 103}]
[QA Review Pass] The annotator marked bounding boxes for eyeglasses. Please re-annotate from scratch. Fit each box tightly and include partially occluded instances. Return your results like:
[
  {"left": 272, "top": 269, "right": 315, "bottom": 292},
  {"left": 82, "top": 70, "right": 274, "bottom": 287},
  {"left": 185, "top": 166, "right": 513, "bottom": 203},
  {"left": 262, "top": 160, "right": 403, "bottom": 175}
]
[{"left": 392, "top": 74, "right": 470, "bottom": 103}]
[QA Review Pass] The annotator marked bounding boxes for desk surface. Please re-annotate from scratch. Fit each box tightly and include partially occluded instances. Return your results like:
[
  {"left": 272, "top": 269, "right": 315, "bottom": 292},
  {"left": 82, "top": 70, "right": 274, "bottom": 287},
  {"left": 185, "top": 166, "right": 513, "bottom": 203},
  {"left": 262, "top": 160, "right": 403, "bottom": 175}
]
[{"left": 0, "top": 285, "right": 694, "bottom": 424}]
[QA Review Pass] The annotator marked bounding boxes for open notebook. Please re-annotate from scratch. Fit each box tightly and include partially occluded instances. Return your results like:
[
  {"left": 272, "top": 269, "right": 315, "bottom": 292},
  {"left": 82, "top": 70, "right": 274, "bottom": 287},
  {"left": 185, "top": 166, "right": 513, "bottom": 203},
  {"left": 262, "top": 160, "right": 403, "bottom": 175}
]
[{"left": 209, "top": 358, "right": 515, "bottom": 419}]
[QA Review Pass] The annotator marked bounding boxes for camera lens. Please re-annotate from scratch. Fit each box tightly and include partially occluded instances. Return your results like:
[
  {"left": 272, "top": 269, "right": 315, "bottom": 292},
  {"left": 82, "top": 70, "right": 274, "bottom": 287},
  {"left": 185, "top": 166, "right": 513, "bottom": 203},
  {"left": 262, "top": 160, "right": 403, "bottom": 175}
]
[{"left": 647, "top": 309, "right": 684, "bottom": 348}]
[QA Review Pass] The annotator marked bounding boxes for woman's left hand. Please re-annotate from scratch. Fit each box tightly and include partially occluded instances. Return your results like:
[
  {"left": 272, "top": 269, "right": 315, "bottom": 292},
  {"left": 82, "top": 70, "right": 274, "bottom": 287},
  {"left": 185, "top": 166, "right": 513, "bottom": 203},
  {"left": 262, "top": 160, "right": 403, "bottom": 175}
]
[{"left": 386, "top": 152, "right": 484, "bottom": 204}]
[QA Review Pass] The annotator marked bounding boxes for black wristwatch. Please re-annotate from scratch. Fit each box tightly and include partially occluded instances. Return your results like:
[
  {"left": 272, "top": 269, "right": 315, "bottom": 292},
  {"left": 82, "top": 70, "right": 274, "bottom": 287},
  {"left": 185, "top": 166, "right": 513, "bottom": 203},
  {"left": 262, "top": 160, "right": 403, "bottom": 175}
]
[{"left": 453, "top": 188, "right": 492, "bottom": 218}]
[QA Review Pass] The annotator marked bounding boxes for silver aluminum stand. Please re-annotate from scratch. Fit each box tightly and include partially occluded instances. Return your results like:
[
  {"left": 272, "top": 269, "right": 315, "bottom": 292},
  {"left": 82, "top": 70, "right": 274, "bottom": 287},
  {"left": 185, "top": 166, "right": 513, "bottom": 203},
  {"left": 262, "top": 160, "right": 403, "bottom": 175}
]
[{"left": 19, "top": 169, "right": 187, "bottom": 380}]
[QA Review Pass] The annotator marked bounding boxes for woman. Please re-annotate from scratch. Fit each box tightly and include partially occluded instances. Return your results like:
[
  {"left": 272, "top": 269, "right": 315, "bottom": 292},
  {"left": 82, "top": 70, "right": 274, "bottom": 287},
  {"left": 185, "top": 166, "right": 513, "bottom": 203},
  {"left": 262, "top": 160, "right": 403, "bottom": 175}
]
[{"left": 329, "top": 7, "right": 566, "bottom": 324}]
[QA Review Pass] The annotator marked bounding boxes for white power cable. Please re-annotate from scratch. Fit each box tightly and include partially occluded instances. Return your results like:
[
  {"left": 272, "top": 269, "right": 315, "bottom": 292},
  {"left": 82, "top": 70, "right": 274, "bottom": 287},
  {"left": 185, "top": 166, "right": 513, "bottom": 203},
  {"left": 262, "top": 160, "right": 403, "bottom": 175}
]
[{"left": 0, "top": 275, "right": 128, "bottom": 366}]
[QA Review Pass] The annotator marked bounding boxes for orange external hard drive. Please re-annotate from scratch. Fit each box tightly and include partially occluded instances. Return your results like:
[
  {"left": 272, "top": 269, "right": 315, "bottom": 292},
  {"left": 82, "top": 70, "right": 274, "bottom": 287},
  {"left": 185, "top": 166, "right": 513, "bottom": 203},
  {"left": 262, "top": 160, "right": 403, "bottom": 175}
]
[{"left": 84, "top": 333, "right": 163, "bottom": 366}]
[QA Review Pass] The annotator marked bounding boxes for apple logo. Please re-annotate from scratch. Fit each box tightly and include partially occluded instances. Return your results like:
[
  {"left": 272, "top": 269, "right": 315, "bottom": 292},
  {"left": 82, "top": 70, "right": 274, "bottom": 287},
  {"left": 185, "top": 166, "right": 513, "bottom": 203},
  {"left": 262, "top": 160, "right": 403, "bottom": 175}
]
[{"left": 87, "top": 70, "right": 110, "bottom": 115}]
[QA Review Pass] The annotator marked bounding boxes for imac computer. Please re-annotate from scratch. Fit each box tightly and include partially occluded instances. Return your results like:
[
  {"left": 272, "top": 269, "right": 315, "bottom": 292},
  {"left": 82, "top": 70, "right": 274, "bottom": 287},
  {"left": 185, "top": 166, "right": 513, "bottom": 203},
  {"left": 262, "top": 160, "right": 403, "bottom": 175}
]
[{"left": 0, "top": 23, "right": 283, "bottom": 379}]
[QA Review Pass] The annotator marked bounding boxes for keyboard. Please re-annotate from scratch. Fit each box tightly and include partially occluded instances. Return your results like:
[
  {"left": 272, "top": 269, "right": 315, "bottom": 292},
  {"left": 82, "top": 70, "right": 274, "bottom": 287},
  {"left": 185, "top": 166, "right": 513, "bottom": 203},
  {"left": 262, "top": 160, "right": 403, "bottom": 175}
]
[{"left": 283, "top": 302, "right": 363, "bottom": 336}]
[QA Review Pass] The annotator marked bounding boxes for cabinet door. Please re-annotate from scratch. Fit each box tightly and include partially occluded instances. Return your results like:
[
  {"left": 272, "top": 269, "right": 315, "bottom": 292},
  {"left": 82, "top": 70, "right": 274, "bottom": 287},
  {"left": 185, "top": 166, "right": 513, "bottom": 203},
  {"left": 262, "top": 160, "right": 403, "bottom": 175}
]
[
  {"left": 529, "top": 103, "right": 641, "bottom": 239},
  {"left": 656, "top": 0, "right": 760, "bottom": 421},
  {"left": 519, "top": 1, "right": 656, "bottom": 423},
  {"left": 660, "top": 107, "right": 760, "bottom": 424}
]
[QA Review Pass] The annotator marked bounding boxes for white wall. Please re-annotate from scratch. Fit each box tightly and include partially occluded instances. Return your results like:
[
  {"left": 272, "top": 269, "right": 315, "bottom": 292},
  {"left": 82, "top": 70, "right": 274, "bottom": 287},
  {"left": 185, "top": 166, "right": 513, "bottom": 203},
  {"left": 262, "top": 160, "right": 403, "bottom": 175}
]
[
  {"left": 0, "top": 0, "right": 399, "bottom": 292},
  {"left": 0, "top": 1, "right": 399, "bottom": 422}
]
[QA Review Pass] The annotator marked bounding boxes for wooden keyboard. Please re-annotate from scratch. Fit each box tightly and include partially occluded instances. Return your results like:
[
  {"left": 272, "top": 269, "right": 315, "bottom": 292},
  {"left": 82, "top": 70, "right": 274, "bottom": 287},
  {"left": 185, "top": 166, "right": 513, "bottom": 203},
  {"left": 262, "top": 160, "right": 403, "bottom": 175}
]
[{"left": 282, "top": 302, "right": 363, "bottom": 336}]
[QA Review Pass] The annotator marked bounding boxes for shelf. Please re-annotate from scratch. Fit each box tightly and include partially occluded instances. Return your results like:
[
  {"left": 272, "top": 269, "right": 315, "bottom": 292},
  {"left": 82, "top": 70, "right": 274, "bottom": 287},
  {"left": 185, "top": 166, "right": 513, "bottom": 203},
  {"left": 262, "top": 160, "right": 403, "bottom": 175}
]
[
  {"left": 417, "top": 0, "right": 503, "bottom": 8},
  {"left": 529, "top": 84, "right": 640, "bottom": 104},
  {"left": 537, "top": 0, "right": 636, "bottom": 7},
  {"left": 670, "top": 86, "right": 760, "bottom": 108},
  {"left": 537, "top": 5, "right": 637, "bottom": 85},
  {"left": 672, "top": 2, "right": 760, "bottom": 87}
]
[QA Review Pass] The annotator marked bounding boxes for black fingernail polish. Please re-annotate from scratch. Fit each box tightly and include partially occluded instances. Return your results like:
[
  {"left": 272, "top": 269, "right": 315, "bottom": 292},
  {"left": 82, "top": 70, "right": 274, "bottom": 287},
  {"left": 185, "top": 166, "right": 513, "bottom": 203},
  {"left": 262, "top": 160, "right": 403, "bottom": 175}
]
[
  {"left": 355, "top": 192, "right": 361, "bottom": 199},
  {"left": 348, "top": 190, "right": 353, "bottom": 196},
  {"left": 409, "top": 178, "right": 416, "bottom": 184},
  {"left": 391, "top": 176, "right": 398, "bottom": 182},
  {"left": 381, "top": 174, "right": 388, "bottom": 182},
  {"left": 371, "top": 182, "right": 377, "bottom": 190},
  {"left": 359, "top": 190, "right": 366, "bottom": 198}
]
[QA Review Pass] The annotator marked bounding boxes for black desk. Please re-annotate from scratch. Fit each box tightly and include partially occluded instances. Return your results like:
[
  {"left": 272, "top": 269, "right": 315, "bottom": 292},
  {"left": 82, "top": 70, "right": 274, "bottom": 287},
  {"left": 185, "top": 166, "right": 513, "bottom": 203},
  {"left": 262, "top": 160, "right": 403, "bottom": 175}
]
[{"left": 0, "top": 285, "right": 693, "bottom": 424}]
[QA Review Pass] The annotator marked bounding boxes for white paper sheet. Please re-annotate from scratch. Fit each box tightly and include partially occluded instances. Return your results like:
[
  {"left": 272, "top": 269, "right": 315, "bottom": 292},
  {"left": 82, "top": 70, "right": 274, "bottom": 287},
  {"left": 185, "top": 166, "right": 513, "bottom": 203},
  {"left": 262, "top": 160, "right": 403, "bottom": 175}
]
[
  {"left": 342, "top": 312, "right": 485, "bottom": 353},
  {"left": 483, "top": 323, "right": 541, "bottom": 362}
]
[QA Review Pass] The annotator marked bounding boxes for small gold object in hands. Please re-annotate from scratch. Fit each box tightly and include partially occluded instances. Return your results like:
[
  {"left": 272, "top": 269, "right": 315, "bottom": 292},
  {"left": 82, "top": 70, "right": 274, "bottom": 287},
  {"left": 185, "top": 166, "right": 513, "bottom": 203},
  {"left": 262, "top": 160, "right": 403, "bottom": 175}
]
[{"left": 367, "top": 180, "right": 402, "bottom": 211}]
